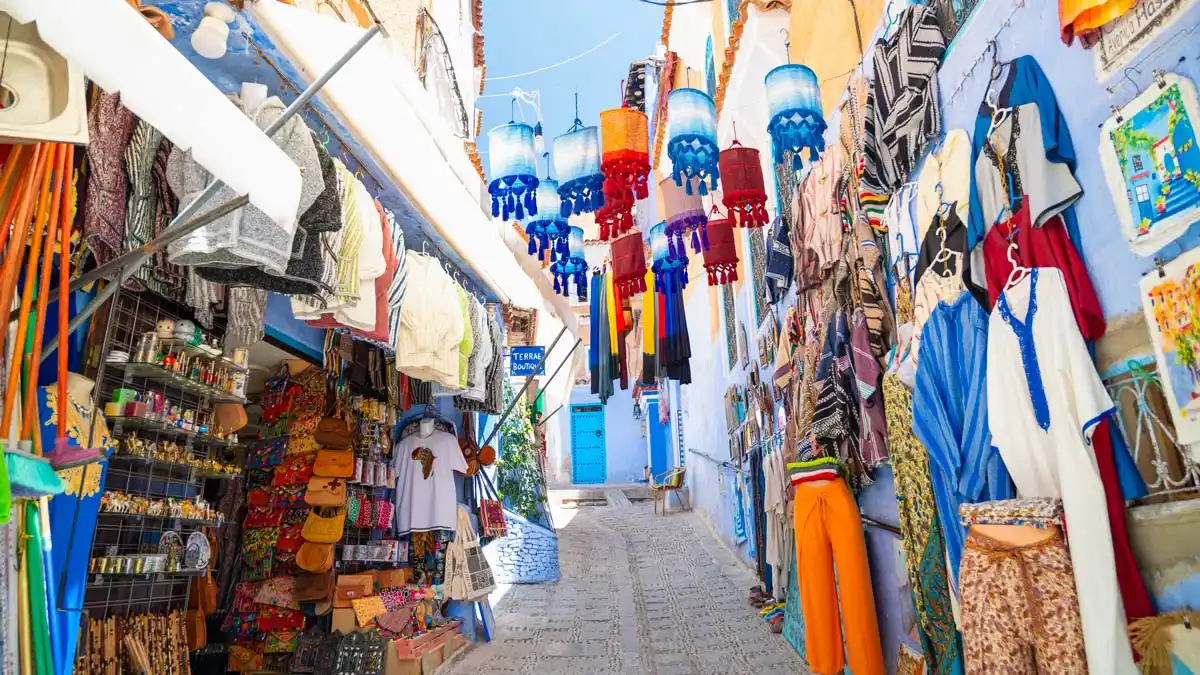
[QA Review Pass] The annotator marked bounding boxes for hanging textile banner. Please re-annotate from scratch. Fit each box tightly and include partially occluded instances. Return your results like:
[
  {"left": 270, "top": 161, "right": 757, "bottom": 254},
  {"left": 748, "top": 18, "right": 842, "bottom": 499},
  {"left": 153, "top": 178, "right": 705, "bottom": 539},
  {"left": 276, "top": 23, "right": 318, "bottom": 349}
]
[
  {"left": 549, "top": 226, "right": 588, "bottom": 301},
  {"left": 765, "top": 64, "right": 826, "bottom": 169},
  {"left": 666, "top": 88, "right": 720, "bottom": 195},
  {"left": 553, "top": 123, "right": 605, "bottom": 217},
  {"left": 487, "top": 122, "right": 539, "bottom": 220},
  {"left": 523, "top": 179, "right": 570, "bottom": 263},
  {"left": 660, "top": 175, "right": 708, "bottom": 256},
  {"left": 719, "top": 142, "right": 769, "bottom": 228},
  {"left": 612, "top": 230, "right": 648, "bottom": 300},
  {"left": 703, "top": 216, "right": 740, "bottom": 286}
]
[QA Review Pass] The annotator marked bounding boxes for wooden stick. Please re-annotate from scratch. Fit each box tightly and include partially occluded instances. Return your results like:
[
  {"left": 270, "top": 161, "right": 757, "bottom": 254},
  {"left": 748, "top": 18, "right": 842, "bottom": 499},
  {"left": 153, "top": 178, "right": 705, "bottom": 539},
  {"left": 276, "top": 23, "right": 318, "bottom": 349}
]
[
  {"left": 24, "top": 145, "right": 69, "bottom": 444},
  {"left": 0, "top": 144, "right": 52, "bottom": 436},
  {"left": 56, "top": 145, "right": 75, "bottom": 442}
]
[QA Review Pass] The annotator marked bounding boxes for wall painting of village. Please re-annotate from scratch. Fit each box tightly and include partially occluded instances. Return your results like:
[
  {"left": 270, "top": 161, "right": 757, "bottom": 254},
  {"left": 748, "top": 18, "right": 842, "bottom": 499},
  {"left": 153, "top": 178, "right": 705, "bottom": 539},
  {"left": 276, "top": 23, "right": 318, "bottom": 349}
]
[
  {"left": 1103, "top": 74, "right": 1200, "bottom": 255},
  {"left": 1141, "top": 245, "right": 1200, "bottom": 445}
]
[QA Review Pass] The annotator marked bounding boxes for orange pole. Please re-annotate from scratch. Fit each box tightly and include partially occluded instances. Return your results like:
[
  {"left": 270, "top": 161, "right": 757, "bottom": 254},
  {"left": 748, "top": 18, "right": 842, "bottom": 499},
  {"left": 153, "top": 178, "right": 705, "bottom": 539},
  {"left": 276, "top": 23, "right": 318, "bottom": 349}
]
[
  {"left": 24, "top": 145, "right": 69, "bottom": 442},
  {"left": 0, "top": 145, "right": 30, "bottom": 268},
  {"left": 0, "top": 144, "right": 52, "bottom": 436},
  {"left": 56, "top": 145, "right": 75, "bottom": 442}
]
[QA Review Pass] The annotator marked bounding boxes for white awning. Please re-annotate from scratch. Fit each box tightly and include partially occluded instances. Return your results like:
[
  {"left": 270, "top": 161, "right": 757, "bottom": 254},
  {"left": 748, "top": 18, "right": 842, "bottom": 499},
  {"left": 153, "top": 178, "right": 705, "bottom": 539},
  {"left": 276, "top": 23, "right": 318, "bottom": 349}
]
[
  {"left": 2, "top": 0, "right": 304, "bottom": 233},
  {"left": 252, "top": 0, "right": 578, "bottom": 335}
]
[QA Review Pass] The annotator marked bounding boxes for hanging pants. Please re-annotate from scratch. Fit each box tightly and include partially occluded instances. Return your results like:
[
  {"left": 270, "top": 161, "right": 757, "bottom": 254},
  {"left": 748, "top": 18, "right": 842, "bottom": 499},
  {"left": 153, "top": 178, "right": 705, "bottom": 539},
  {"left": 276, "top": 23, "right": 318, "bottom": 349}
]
[
  {"left": 959, "top": 530, "right": 1088, "bottom": 674},
  {"left": 793, "top": 477, "right": 885, "bottom": 675}
]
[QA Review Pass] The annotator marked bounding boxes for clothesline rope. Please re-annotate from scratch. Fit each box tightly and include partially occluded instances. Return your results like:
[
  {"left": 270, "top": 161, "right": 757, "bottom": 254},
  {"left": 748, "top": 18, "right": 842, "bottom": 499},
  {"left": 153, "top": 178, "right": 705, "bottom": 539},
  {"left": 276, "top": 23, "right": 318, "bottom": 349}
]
[{"left": 486, "top": 32, "right": 623, "bottom": 82}]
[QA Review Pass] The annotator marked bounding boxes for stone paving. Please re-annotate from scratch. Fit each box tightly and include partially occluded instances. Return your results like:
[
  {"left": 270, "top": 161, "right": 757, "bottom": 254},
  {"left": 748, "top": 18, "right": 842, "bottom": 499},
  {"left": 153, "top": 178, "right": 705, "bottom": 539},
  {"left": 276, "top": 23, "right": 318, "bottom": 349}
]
[{"left": 445, "top": 491, "right": 809, "bottom": 675}]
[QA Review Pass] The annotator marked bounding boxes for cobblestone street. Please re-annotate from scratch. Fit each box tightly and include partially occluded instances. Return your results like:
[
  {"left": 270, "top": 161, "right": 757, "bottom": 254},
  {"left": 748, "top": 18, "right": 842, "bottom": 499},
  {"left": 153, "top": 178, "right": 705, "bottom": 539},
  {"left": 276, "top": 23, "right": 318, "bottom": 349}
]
[{"left": 446, "top": 491, "right": 808, "bottom": 675}]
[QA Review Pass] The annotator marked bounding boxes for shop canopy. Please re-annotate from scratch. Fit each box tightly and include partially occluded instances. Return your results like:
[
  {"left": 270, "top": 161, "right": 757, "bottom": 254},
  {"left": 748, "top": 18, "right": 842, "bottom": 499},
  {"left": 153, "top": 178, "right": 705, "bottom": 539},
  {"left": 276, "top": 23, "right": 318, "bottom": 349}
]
[
  {"left": 5, "top": 0, "right": 305, "bottom": 234},
  {"left": 252, "top": 0, "right": 579, "bottom": 336}
]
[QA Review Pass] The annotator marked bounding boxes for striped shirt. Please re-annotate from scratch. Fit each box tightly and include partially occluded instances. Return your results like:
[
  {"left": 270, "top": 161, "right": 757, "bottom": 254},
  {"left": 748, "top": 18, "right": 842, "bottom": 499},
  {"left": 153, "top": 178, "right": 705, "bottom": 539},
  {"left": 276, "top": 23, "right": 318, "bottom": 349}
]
[
  {"left": 385, "top": 207, "right": 408, "bottom": 350},
  {"left": 861, "top": 5, "right": 946, "bottom": 194}
]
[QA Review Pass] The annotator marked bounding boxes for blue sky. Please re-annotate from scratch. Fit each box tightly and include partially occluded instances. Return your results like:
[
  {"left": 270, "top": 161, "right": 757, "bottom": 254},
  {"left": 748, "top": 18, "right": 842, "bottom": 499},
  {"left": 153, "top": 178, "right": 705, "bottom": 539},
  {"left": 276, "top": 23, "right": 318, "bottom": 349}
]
[{"left": 476, "top": 0, "right": 665, "bottom": 174}]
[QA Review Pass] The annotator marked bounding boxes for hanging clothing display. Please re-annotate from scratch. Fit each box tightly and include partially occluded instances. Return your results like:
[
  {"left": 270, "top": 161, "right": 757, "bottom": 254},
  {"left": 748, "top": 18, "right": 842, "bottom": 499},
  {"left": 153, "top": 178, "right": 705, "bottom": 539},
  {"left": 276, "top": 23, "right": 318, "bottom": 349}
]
[
  {"left": 167, "top": 95, "right": 325, "bottom": 275},
  {"left": 913, "top": 291, "right": 1013, "bottom": 585},
  {"left": 915, "top": 129, "right": 971, "bottom": 242},
  {"left": 796, "top": 146, "right": 846, "bottom": 272},
  {"left": 393, "top": 253, "right": 465, "bottom": 389},
  {"left": 883, "top": 375, "right": 961, "bottom": 675},
  {"left": 83, "top": 91, "right": 138, "bottom": 270},
  {"left": 792, "top": 473, "right": 885, "bottom": 675},
  {"left": 763, "top": 448, "right": 793, "bottom": 602},
  {"left": 986, "top": 268, "right": 1137, "bottom": 675},
  {"left": 393, "top": 425, "right": 468, "bottom": 535}
]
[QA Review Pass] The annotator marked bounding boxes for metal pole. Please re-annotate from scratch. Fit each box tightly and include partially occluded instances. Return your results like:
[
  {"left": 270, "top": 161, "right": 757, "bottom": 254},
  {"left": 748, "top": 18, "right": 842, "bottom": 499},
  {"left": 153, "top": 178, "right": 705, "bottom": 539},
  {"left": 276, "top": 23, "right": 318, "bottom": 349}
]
[
  {"left": 479, "top": 326, "right": 568, "bottom": 450},
  {"left": 536, "top": 404, "right": 563, "bottom": 428},
  {"left": 533, "top": 338, "right": 582, "bottom": 402},
  {"left": 41, "top": 23, "right": 384, "bottom": 363}
]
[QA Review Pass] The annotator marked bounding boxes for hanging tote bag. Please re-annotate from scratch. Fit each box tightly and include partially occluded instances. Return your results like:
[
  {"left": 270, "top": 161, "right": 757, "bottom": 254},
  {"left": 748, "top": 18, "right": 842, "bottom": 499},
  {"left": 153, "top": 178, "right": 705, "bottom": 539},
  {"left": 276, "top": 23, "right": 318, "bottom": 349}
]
[
  {"left": 302, "top": 507, "right": 345, "bottom": 544},
  {"left": 444, "top": 505, "right": 496, "bottom": 601},
  {"left": 476, "top": 471, "right": 508, "bottom": 539}
]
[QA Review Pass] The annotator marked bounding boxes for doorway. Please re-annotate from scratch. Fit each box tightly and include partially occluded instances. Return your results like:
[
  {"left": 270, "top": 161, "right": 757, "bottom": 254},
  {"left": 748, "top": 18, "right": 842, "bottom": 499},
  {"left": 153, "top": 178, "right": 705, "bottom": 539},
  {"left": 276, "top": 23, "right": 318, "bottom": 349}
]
[{"left": 570, "top": 404, "right": 607, "bottom": 485}]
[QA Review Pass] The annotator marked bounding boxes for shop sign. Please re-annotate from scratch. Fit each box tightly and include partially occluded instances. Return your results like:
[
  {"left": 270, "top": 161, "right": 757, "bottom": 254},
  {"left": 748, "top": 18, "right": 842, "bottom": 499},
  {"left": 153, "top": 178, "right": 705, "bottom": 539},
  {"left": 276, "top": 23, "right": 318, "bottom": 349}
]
[
  {"left": 1093, "top": 0, "right": 1198, "bottom": 79},
  {"left": 509, "top": 346, "right": 546, "bottom": 377}
]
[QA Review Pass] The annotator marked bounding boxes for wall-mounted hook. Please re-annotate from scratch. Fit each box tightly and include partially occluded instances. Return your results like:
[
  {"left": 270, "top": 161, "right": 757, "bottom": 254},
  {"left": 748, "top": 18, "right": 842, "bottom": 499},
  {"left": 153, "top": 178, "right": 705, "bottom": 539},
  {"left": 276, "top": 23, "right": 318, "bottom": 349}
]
[{"left": 779, "top": 28, "right": 790, "bottom": 60}]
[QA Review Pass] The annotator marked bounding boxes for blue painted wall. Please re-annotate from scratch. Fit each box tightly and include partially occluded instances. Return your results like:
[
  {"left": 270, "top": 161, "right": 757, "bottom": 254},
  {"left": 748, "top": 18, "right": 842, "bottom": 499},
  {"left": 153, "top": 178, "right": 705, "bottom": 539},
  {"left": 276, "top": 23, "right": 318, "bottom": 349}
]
[
  {"left": 567, "top": 386, "right": 648, "bottom": 485},
  {"left": 264, "top": 292, "right": 326, "bottom": 361}
]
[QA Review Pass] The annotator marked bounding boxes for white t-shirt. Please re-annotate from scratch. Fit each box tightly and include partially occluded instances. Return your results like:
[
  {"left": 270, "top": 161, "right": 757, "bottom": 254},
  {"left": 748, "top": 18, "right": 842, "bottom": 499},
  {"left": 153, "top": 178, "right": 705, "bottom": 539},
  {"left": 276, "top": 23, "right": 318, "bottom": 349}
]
[{"left": 393, "top": 429, "right": 468, "bottom": 535}]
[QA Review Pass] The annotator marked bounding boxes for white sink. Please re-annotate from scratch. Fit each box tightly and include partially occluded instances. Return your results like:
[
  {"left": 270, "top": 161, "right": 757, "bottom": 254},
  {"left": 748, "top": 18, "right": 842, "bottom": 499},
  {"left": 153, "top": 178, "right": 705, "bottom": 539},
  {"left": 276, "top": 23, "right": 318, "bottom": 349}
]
[{"left": 0, "top": 11, "right": 88, "bottom": 145}]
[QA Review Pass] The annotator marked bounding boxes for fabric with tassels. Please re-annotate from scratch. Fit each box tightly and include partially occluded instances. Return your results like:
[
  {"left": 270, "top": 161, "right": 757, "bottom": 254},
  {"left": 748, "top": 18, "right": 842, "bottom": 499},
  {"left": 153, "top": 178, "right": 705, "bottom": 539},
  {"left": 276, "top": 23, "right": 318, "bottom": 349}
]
[
  {"left": 719, "top": 144, "right": 770, "bottom": 228},
  {"left": 611, "top": 231, "right": 648, "bottom": 301},
  {"left": 703, "top": 217, "right": 740, "bottom": 287}
]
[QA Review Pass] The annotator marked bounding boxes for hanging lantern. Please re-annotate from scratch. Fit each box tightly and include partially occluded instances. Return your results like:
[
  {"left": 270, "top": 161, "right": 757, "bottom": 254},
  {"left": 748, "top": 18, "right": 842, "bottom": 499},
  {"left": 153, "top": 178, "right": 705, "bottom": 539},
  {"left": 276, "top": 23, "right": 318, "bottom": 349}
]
[
  {"left": 523, "top": 179, "right": 570, "bottom": 262},
  {"left": 595, "top": 197, "right": 637, "bottom": 242},
  {"left": 765, "top": 64, "right": 826, "bottom": 169},
  {"left": 599, "top": 107, "right": 651, "bottom": 217},
  {"left": 650, "top": 221, "right": 688, "bottom": 294},
  {"left": 703, "top": 216, "right": 739, "bottom": 286},
  {"left": 550, "top": 226, "right": 588, "bottom": 301},
  {"left": 487, "top": 122, "right": 539, "bottom": 220},
  {"left": 719, "top": 142, "right": 770, "bottom": 228},
  {"left": 611, "top": 229, "right": 648, "bottom": 300},
  {"left": 666, "top": 88, "right": 720, "bottom": 196},
  {"left": 553, "top": 124, "right": 605, "bottom": 217},
  {"left": 660, "top": 175, "right": 708, "bottom": 257}
]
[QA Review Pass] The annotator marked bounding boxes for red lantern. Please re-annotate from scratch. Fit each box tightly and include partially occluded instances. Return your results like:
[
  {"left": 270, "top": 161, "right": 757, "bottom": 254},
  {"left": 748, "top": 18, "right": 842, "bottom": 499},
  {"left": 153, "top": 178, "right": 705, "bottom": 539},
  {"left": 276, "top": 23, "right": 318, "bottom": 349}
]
[
  {"left": 595, "top": 199, "right": 636, "bottom": 242},
  {"left": 703, "top": 217, "right": 739, "bottom": 286},
  {"left": 611, "top": 230, "right": 648, "bottom": 300},
  {"left": 718, "top": 142, "right": 769, "bottom": 228},
  {"left": 599, "top": 107, "right": 650, "bottom": 241}
]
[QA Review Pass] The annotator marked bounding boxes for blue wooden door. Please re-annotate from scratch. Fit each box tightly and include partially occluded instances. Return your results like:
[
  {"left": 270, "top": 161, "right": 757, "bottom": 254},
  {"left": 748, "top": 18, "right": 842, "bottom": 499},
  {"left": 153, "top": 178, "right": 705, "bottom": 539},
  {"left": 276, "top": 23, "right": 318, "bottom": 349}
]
[
  {"left": 647, "top": 399, "right": 670, "bottom": 479},
  {"left": 570, "top": 404, "right": 607, "bottom": 484}
]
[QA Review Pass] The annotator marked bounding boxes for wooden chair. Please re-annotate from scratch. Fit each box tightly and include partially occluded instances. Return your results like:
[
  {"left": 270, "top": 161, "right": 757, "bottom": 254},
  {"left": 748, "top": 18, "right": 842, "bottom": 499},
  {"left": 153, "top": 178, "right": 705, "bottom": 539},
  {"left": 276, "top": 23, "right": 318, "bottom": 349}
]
[{"left": 651, "top": 467, "right": 691, "bottom": 515}]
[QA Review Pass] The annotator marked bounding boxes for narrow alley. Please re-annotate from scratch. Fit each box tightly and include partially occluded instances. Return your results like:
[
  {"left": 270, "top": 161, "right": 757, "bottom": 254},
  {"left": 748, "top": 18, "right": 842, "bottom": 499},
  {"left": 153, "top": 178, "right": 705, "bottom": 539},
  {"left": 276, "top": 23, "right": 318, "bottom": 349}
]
[{"left": 446, "top": 493, "right": 807, "bottom": 675}]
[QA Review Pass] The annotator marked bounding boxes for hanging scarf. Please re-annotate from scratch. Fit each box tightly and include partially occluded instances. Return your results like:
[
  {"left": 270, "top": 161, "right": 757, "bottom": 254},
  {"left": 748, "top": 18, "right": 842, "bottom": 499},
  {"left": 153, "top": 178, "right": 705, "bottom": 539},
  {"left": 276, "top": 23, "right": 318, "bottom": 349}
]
[{"left": 641, "top": 271, "right": 657, "bottom": 380}]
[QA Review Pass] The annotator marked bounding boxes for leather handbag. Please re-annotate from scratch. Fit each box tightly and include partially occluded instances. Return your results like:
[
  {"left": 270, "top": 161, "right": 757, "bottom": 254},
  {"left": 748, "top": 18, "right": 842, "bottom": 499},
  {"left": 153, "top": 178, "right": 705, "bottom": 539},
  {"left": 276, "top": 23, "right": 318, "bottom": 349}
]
[
  {"left": 314, "top": 417, "right": 352, "bottom": 449},
  {"left": 294, "top": 570, "right": 335, "bottom": 602},
  {"left": 313, "top": 449, "right": 355, "bottom": 478},
  {"left": 302, "top": 507, "right": 345, "bottom": 544},
  {"left": 374, "top": 568, "right": 408, "bottom": 589},
  {"left": 304, "top": 477, "right": 346, "bottom": 507},
  {"left": 297, "top": 542, "right": 334, "bottom": 573},
  {"left": 333, "top": 574, "right": 375, "bottom": 609}
]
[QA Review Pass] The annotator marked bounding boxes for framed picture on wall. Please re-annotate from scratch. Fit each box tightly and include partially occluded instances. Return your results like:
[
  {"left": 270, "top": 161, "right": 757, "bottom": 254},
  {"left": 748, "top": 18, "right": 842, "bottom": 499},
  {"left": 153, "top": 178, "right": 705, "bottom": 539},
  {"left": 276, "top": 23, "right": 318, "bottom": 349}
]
[
  {"left": 1140, "top": 245, "right": 1200, "bottom": 445},
  {"left": 1100, "top": 73, "right": 1200, "bottom": 255}
]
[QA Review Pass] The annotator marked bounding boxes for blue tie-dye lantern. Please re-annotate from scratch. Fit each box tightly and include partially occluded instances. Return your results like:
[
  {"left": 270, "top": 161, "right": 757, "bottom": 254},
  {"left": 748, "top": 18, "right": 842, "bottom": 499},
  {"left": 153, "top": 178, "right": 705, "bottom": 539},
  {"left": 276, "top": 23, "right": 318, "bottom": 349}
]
[
  {"left": 553, "top": 124, "right": 605, "bottom": 217},
  {"left": 650, "top": 221, "right": 688, "bottom": 294},
  {"left": 666, "top": 88, "right": 721, "bottom": 196},
  {"left": 550, "top": 226, "right": 588, "bottom": 301},
  {"left": 765, "top": 64, "right": 826, "bottom": 168},
  {"left": 523, "top": 179, "right": 571, "bottom": 263},
  {"left": 487, "top": 122, "right": 539, "bottom": 220}
]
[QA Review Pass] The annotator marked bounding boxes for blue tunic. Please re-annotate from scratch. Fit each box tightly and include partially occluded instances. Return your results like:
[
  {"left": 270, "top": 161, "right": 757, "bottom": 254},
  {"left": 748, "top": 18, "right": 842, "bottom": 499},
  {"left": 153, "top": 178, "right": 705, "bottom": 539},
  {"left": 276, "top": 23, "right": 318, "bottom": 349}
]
[{"left": 912, "top": 292, "right": 1013, "bottom": 584}]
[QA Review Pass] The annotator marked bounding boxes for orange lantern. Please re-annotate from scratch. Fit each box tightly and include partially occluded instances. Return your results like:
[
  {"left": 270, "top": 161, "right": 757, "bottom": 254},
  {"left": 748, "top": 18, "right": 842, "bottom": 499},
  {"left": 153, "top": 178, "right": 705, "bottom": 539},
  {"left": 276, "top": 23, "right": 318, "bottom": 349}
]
[{"left": 599, "top": 106, "right": 650, "bottom": 239}]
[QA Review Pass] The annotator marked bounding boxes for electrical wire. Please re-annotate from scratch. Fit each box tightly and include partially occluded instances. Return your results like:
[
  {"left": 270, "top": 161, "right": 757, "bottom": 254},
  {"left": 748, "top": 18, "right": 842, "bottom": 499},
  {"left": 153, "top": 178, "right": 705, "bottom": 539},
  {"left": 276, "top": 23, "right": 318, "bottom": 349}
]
[
  {"left": 635, "top": 0, "right": 713, "bottom": 5},
  {"left": 487, "top": 32, "right": 623, "bottom": 81}
]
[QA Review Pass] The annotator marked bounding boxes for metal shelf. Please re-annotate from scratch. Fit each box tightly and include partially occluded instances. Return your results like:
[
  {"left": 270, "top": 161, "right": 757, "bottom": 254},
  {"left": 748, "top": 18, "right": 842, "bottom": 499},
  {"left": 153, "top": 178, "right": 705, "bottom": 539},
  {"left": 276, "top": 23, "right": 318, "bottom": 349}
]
[
  {"left": 88, "top": 569, "right": 205, "bottom": 586},
  {"left": 98, "top": 512, "right": 224, "bottom": 528},
  {"left": 116, "top": 361, "right": 246, "bottom": 403},
  {"left": 109, "top": 415, "right": 237, "bottom": 446},
  {"left": 157, "top": 337, "right": 250, "bottom": 373},
  {"left": 108, "top": 453, "right": 239, "bottom": 480}
]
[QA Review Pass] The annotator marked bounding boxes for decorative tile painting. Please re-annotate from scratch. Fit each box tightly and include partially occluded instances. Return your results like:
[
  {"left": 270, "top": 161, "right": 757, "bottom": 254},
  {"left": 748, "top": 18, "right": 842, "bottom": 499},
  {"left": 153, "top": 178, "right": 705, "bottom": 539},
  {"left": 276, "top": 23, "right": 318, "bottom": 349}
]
[
  {"left": 1140, "top": 245, "right": 1200, "bottom": 445},
  {"left": 1100, "top": 73, "right": 1200, "bottom": 255}
]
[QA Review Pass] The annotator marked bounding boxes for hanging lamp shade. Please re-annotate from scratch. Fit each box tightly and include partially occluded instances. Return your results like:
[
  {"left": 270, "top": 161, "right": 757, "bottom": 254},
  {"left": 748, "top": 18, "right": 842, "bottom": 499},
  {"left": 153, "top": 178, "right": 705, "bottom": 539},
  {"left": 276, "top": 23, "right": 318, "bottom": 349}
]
[
  {"left": 487, "top": 122, "right": 540, "bottom": 220},
  {"left": 611, "top": 230, "right": 648, "bottom": 300},
  {"left": 666, "top": 88, "right": 720, "bottom": 196},
  {"left": 523, "top": 179, "right": 571, "bottom": 262},
  {"left": 765, "top": 64, "right": 826, "bottom": 169},
  {"left": 595, "top": 196, "right": 637, "bottom": 242},
  {"left": 599, "top": 107, "right": 650, "bottom": 214},
  {"left": 660, "top": 175, "right": 708, "bottom": 258},
  {"left": 553, "top": 125, "right": 605, "bottom": 217},
  {"left": 703, "top": 216, "right": 739, "bottom": 286},
  {"left": 719, "top": 142, "right": 770, "bottom": 228},
  {"left": 650, "top": 221, "right": 688, "bottom": 294},
  {"left": 549, "top": 226, "right": 588, "bottom": 301}
]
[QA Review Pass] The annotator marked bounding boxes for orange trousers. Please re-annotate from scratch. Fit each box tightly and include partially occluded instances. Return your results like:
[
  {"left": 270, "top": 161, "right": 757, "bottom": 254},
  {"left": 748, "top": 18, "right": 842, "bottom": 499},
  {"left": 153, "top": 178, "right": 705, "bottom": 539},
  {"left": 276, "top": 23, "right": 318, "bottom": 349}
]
[{"left": 794, "top": 477, "right": 885, "bottom": 675}]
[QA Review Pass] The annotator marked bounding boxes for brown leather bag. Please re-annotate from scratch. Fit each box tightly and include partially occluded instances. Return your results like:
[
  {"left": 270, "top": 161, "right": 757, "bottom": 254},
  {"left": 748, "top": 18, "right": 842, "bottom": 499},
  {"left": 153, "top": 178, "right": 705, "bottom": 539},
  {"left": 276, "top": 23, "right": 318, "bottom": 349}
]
[
  {"left": 185, "top": 609, "right": 207, "bottom": 651},
  {"left": 333, "top": 574, "right": 375, "bottom": 609},
  {"left": 304, "top": 477, "right": 346, "bottom": 507},
  {"left": 313, "top": 449, "right": 355, "bottom": 479},
  {"left": 297, "top": 542, "right": 334, "bottom": 573},
  {"left": 373, "top": 568, "right": 409, "bottom": 589},
  {"left": 294, "top": 570, "right": 335, "bottom": 602},
  {"left": 314, "top": 417, "right": 352, "bottom": 449}
]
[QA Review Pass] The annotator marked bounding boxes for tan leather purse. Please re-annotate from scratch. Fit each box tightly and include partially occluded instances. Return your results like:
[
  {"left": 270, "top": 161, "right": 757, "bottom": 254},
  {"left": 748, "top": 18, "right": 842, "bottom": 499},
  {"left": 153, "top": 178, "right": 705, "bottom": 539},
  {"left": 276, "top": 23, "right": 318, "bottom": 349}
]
[
  {"left": 294, "top": 570, "right": 335, "bottom": 602},
  {"left": 333, "top": 574, "right": 375, "bottom": 609},
  {"left": 314, "top": 417, "right": 352, "bottom": 449},
  {"left": 304, "top": 477, "right": 346, "bottom": 507},
  {"left": 297, "top": 542, "right": 334, "bottom": 573},
  {"left": 301, "top": 507, "right": 345, "bottom": 543},
  {"left": 314, "top": 449, "right": 355, "bottom": 478}
]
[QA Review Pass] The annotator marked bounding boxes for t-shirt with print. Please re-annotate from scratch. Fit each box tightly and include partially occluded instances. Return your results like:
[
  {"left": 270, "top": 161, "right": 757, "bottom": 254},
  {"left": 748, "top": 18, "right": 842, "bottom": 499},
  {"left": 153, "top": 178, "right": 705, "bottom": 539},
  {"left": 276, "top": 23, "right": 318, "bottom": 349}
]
[{"left": 393, "top": 429, "right": 468, "bottom": 535}]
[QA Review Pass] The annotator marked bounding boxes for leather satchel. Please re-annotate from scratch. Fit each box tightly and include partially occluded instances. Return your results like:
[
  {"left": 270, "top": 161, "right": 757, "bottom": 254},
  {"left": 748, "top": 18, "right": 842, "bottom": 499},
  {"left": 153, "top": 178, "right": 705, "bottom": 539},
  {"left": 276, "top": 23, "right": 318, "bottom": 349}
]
[
  {"left": 304, "top": 477, "right": 346, "bottom": 507},
  {"left": 302, "top": 507, "right": 345, "bottom": 544},
  {"left": 314, "top": 417, "right": 352, "bottom": 450},
  {"left": 333, "top": 574, "right": 375, "bottom": 609},
  {"left": 297, "top": 542, "right": 334, "bottom": 573},
  {"left": 294, "top": 570, "right": 335, "bottom": 602},
  {"left": 313, "top": 449, "right": 355, "bottom": 479}
]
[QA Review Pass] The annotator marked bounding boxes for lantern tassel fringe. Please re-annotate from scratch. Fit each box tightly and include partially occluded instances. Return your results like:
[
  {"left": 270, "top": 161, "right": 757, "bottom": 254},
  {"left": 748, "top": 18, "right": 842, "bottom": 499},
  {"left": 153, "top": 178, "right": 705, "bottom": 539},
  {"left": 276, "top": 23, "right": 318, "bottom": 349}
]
[
  {"left": 726, "top": 193, "right": 770, "bottom": 228},
  {"left": 767, "top": 112, "right": 828, "bottom": 168},
  {"left": 558, "top": 174, "right": 606, "bottom": 217},
  {"left": 489, "top": 174, "right": 540, "bottom": 221},
  {"left": 705, "top": 261, "right": 739, "bottom": 287}
]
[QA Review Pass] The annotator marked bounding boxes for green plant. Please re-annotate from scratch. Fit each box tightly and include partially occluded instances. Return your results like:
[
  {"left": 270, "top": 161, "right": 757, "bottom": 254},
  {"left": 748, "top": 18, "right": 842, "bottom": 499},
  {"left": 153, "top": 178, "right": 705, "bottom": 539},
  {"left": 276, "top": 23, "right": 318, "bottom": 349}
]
[{"left": 494, "top": 383, "right": 547, "bottom": 522}]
